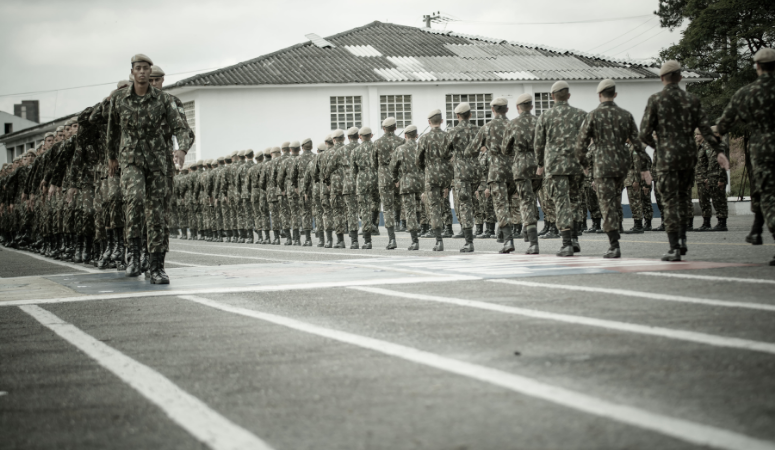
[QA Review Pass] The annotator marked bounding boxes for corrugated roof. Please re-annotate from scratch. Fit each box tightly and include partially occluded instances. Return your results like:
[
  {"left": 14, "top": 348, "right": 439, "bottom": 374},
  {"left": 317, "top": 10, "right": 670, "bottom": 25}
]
[{"left": 167, "top": 21, "right": 709, "bottom": 89}]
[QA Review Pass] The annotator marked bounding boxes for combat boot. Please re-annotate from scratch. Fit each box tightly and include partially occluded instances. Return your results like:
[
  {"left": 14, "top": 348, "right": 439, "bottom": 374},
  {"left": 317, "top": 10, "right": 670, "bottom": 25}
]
[
  {"left": 571, "top": 226, "right": 581, "bottom": 253},
  {"left": 525, "top": 225, "right": 539, "bottom": 255},
  {"left": 246, "top": 230, "right": 254, "bottom": 244},
  {"left": 460, "top": 228, "right": 474, "bottom": 253},
  {"left": 679, "top": 225, "right": 688, "bottom": 256},
  {"left": 481, "top": 222, "right": 494, "bottom": 239},
  {"left": 198, "top": 230, "right": 205, "bottom": 241},
  {"left": 623, "top": 219, "right": 644, "bottom": 234},
  {"left": 112, "top": 229, "right": 125, "bottom": 267},
  {"left": 496, "top": 229, "right": 504, "bottom": 243},
  {"left": 169, "top": 228, "right": 177, "bottom": 239},
  {"left": 386, "top": 227, "right": 397, "bottom": 250},
  {"left": 452, "top": 226, "right": 465, "bottom": 239},
  {"left": 83, "top": 237, "right": 95, "bottom": 265},
  {"left": 541, "top": 222, "right": 560, "bottom": 239},
  {"left": 696, "top": 217, "right": 711, "bottom": 231},
  {"left": 399, "top": 219, "right": 407, "bottom": 232},
  {"left": 125, "top": 238, "right": 142, "bottom": 277},
  {"left": 272, "top": 230, "right": 281, "bottom": 245},
  {"left": 395, "top": 212, "right": 404, "bottom": 232},
  {"left": 93, "top": 240, "right": 104, "bottom": 267},
  {"left": 317, "top": 230, "right": 325, "bottom": 247},
  {"left": 746, "top": 211, "right": 764, "bottom": 245},
  {"left": 556, "top": 230, "right": 574, "bottom": 257},
  {"left": 293, "top": 229, "right": 302, "bottom": 246},
  {"left": 711, "top": 217, "right": 728, "bottom": 232},
  {"left": 537, "top": 221, "right": 550, "bottom": 236},
  {"left": 334, "top": 233, "right": 346, "bottom": 249},
  {"left": 371, "top": 211, "right": 381, "bottom": 235},
  {"left": 604, "top": 230, "right": 621, "bottom": 259},
  {"left": 653, "top": 221, "right": 665, "bottom": 232},
  {"left": 98, "top": 231, "right": 113, "bottom": 270},
  {"left": 474, "top": 223, "right": 484, "bottom": 238},
  {"left": 420, "top": 224, "right": 433, "bottom": 238},
  {"left": 140, "top": 238, "right": 150, "bottom": 274},
  {"left": 284, "top": 229, "right": 293, "bottom": 245},
  {"left": 643, "top": 219, "right": 652, "bottom": 231},
  {"left": 586, "top": 219, "right": 599, "bottom": 233},
  {"left": 72, "top": 236, "right": 84, "bottom": 263},
  {"left": 362, "top": 231, "right": 372, "bottom": 249},
  {"left": 324, "top": 230, "right": 333, "bottom": 248},
  {"left": 442, "top": 224, "right": 454, "bottom": 238},
  {"left": 303, "top": 230, "right": 312, "bottom": 246},
  {"left": 686, "top": 217, "right": 695, "bottom": 232},
  {"left": 237, "top": 229, "right": 245, "bottom": 244},
  {"left": 432, "top": 228, "right": 444, "bottom": 252},
  {"left": 619, "top": 222, "right": 624, "bottom": 233},
  {"left": 407, "top": 230, "right": 419, "bottom": 251},
  {"left": 349, "top": 231, "right": 359, "bottom": 249},
  {"left": 662, "top": 232, "right": 681, "bottom": 261},
  {"left": 498, "top": 225, "right": 515, "bottom": 254},
  {"left": 65, "top": 234, "right": 78, "bottom": 262},
  {"left": 513, "top": 224, "right": 523, "bottom": 240},
  {"left": 580, "top": 220, "right": 588, "bottom": 235},
  {"left": 149, "top": 252, "right": 170, "bottom": 285},
  {"left": 180, "top": 228, "right": 188, "bottom": 240}
]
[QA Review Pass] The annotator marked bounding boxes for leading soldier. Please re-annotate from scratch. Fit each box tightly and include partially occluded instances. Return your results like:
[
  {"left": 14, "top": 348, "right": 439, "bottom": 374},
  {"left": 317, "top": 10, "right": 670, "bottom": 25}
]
[{"left": 445, "top": 102, "right": 479, "bottom": 252}]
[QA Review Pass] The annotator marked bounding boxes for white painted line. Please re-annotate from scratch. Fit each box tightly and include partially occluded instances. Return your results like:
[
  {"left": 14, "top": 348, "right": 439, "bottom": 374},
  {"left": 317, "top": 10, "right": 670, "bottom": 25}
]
[
  {"left": 180, "top": 295, "right": 775, "bottom": 450},
  {"left": 165, "top": 260, "right": 205, "bottom": 267},
  {"left": 351, "top": 286, "right": 775, "bottom": 355},
  {"left": 173, "top": 241, "right": 386, "bottom": 258},
  {"left": 169, "top": 249, "right": 295, "bottom": 263},
  {"left": 2, "top": 247, "right": 102, "bottom": 274},
  {"left": 638, "top": 272, "right": 775, "bottom": 285},
  {"left": 20, "top": 305, "right": 272, "bottom": 450},
  {"left": 488, "top": 279, "right": 775, "bottom": 313},
  {"left": 0, "top": 276, "right": 467, "bottom": 307},
  {"left": 0, "top": 273, "right": 87, "bottom": 280}
]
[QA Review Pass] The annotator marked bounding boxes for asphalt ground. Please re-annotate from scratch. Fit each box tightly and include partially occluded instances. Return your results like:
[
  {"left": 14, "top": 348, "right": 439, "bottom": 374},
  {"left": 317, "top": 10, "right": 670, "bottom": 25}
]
[{"left": 1, "top": 215, "right": 774, "bottom": 450}]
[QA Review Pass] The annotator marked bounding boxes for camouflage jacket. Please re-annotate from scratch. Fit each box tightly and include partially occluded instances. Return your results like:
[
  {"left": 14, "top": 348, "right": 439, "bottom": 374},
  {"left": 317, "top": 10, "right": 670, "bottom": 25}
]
[
  {"left": 341, "top": 141, "right": 359, "bottom": 194},
  {"left": 698, "top": 141, "right": 728, "bottom": 181},
  {"left": 277, "top": 154, "right": 296, "bottom": 195},
  {"left": 197, "top": 169, "right": 209, "bottom": 205},
  {"left": 291, "top": 151, "right": 315, "bottom": 192},
  {"left": 716, "top": 72, "right": 775, "bottom": 166},
  {"left": 69, "top": 106, "right": 100, "bottom": 189},
  {"left": 238, "top": 160, "right": 253, "bottom": 199},
  {"left": 47, "top": 137, "right": 78, "bottom": 188},
  {"left": 351, "top": 142, "right": 377, "bottom": 195},
  {"left": 446, "top": 120, "right": 479, "bottom": 182},
  {"left": 324, "top": 143, "right": 347, "bottom": 194},
  {"left": 314, "top": 150, "right": 332, "bottom": 195},
  {"left": 417, "top": 127, "right": 452, "bottom": 188},
  {"left": 391, "top": 140, "right": 423, "bottom": 194},
  {"left": 107, "top": 85, "right": 191, "bottom": 174},
  {"left": 373, "top": 132, "right": 404, "bottom": 188},
  {"left": 535, "top": 101, "right": 586, "bottom": 176},
  {"left": 470, "top": 116, "right": 512, "bottom": 183},
  {"left": 265, "top": 157, "right": 284, "bottom": 201},
  {"left": 639, "top": 83, "right": 719, "bottom": 173},
  {"left": 247, "top": 162, "right": 263, "bottom": 200},
  {"left": 503, "top": 111, "right": 540, "bottom": 180},
  {"left": 160, "top": 93, "right": 195, "bottom": 179},
  {"left": 577, "top": 101, "right": 646, "bottom": 179},
  {"left": 477, "top": 152, "right": 489, "bottom": 191}
]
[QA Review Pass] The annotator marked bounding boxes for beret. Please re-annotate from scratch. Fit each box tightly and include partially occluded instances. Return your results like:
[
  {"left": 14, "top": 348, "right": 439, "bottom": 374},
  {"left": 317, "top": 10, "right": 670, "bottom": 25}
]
[
  {"left": 551, "top": 81, "right": 570, "bottom": 93},
  {"left": 454, "top": 102, "right": 470, "bottom": 114},
  {"left": 217, "top": 156, "right": 225, "bottom": 162},
  {"left": 150, "top": 65, "right": 165, "bottom": 77},
  {"left": 117, "top": 79, "right": 131, "bottom": 89},
  {"left": 331, "top": 129, "right": 344, "bottom": 138},
  {"left": 263, "top": 148, "right": 272, "bottom": 156},
  {"left": 325, "top": 134, "right": 333, "bottom": 142},
  {"left": 56, "top": 126, "right": 64, "bottom": 132},
  {"left": 427, "top": 109, "right": 442, "bottom": 119},
  {"left": 359, "top": 126, "right": 372, "bottom": 135},
  {"left": 301, "top": 138, "right": 312, "bottom": 146},
  {"left": 244, "top": 149, "right": 254, "bottom": 156},
  {"left": 131, "top": 53, "right": 153, "bottom": 65},
  {"left": 196, "top": 160, "right": 204, "bottom": 165},
  {"left": 230, "top": 150, "right": 239, "bottom": 157},
  {"left": 25, "top": 150, "right": 37, "bottom": 157},
  {"left": 490, "top": 97, "right": 508, "bottom": 107},
  {"left": 44, "top": 132, "right": 55, "bottom": 138},
  {"left": 753, "top": 47, "right": 775, "bottom": 63},
  {"left": 347, "top": 126, "right": 360, "bottom": 136},
  {"left": 290, "top": 141, "right": 300, "bottom": 148},
  {"left": 281, "top": 141, "right": 290, "bottom": 148},
  {"left": 659, "top": 60, "right": 681, "bottom": 76},
  {"left": 404, "top": 125, "right": 418, "bottom": 134},
  {"left": 382, "top": 117, "right": 396, "bottom": 127},
  {"left": 596, "top": 79, "right": 616, "bottom": 93},
  {"left": 271, "top": 146, "right": 281, "bottom": 154},
  {"left": 516, "top": 93, "right": 532, "bottom": 105},
  {"left": 65, "top": 118, "right": 76, "bottom": 126},
  {"left": 317, "top": 143, "right": 327, "bottom": 151}
]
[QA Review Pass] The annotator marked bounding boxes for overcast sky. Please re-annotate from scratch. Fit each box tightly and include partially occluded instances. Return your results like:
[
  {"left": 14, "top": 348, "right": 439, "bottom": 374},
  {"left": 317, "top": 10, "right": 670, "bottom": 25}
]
[{"left": 0, "top": 0, "right": 687, "bottom": 124}]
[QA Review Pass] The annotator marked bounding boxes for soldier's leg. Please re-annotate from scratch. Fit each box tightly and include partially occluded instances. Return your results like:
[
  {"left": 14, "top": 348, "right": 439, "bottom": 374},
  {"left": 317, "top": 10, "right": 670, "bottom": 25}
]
[
  {"left": 698, "top": 181, "right": 712, "bottom": 219},
  {"left": 752, "top": 164, "right": 775, "bottom": 236},
  {"left": 358, "top": 193, "right": 373, "bottom": 234},
  {"left": 331, "top": 194, "right": 345, "bottom": 236},
  {"left": 379, "top": 186, "right": 396, "bottom": 229},
  {"left": 641, "top": 184, "right": 654, "bottom": 223},
  {"left": 474, "top": 187, "right": 484, "bottom": 226},
  {"left": 402, "top": 193, "right": 419, "bottom": 232},
  {"left": 626, "top": 185, "right": 642, "bottom": 221},
  {"left": 442, "top": 191, "right": 453, "bottom": 226},
  {"left": 427, "top": 187, "right": 445, "bottom": 231},
  {"left": 488, "top": 182, "right": 512, "bottom": 231},
  {"left": 454, "top": 181, "right": 475, "bottom": 230},
  {"left": 320, "top": 192, "right": 332, "bottom": 231},
  {"left": 709, "top": 178, "right": 728, "bottom": 220},
  {"left": 657, "top": 170, "right": 693, "bottom": 236},
  {"left": 547, "top": 176, "right": 573, "bottom": 231},
  {"left": 515, "top": 179, "right": 538, "bottom": 227},
  {"left": 344, "top": 194, "right": 358, "bottom": 232},
  {"left": 484, "top": 192, "right": 496, "bottom": 224},
  {"left": 585, "top": 184, "right": 602, "bottom": 220}
]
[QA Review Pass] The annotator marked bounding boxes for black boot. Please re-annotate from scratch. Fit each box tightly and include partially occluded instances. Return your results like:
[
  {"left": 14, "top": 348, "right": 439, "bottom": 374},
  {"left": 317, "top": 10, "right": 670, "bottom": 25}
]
[
  {"left": 711, "top": 217, "right": 728, "bottom": 232},
  {"left": 556, "top": 229, "right": 574, "bottom": 257},
  {"left": 538, "top": 221, "right": 550, "bottom": 236},
  {"left": 571, "top": 225, "right": 581, "bottom": 253},
  {"left": 284, "top": 229, "right": 293, "bottom": 245},
  {"left": 349, "top": 231, "right": 359, "bottom": 249},
  {"left": 181, "top": 228, "right": 188, "bottom": 240},
  {"left": 643, "top": 219, "right": 652, "bottom": 231},
  {"left": 408, "top": 230, "right": 419, "bottom": 250},
  {"left": 686, "top": 217, "right": 695, "bottom": 232},
  {"left": 149, "top": 252, "right": 170, "bottom": 285},
  {"left": 474, "top": 223, "right": 484, "bottom": 238},
  {"left": 496, "top": 228, "right": 504, "bottom": 243},
  {"left": 498, "top": 225, "right": 515, "bottom": 254},
  {"left": 399, "top": 219, "right": 407, "bottom": 232},
  {"left": 746, "top": 211, "right": 764, "bottom": 245},
  {"left": 623, "top": 219, "right": 644, "bottom": 234},
  {"left": 386, "top": 227, "right": 397, "bottom": 250},
  {"left": 421, "top": 224, "right": 433, "bottom": 238},
  {"left": 587, "top": 219, "right": 598, "bottom": 233},
  {"left": 72, "top": 235, "right": 84, "bottom": 263},
  {"left": 293, "top": 229, "right": 302, "bottom": 246},
  {"left": 619, "top": 222, "right": 624, "bottom": 233},
  {"left": 236, "top": 229, "right": 245, "bottom": 244},
  {"left": 541, "top": 222, "right": 560, "bottom": 239},
  {"left": 579, "top": 220, "right": 587, "bottom": 235},
  {"left": 245, "top": 229, "right": 254, "bottom": 244},
  {"left": 317, "top": 230, "right": 325, "bottom": 247},
  {"left": 198, "top": 230, "right": 205, "bottom": 241},
  {"left": 696, "top": 217, "right": 712, "bottom": 232},
  {"left": 662, "top": 232, "right": 681, "bottom": 261},
  {"left": 84, "top": 237, "right": 95, "bottom": 264},
  {"left": 679, "top": 226, "right": 688, "bottom": 256},
  {"left": 653, "top": 221, "right": 665, "bottom": 232},
  {"left": 140, "top": 239, "right": 150, "bottom": 274},
  {"left": 460, "top": 228, "right": 475, "bottom": 253},
  {"left": 113, "top": 230, "right": 126, "bottom": 270},
  {"left": 604, "top": 230, "right": 621, "bottom": 259},
  {"left": 333, "top": 233, "right": 346, "bottom": 249},
  {"left": 482, "top": 222, "right": 494, "bottom": 239},
  {"left": 513, "top": 224, "right": 523, "bottom": 240},
  {"left": 301, "top": 230, "right": 311, "bottom": 246},
  {"left": 432, "top": 228, "right": 444, "bottom": 251},
  {"left": 324, "top": 230, "right": 333, "bottom": 248},
  {"left": 525, "top": 225, "right": 539, "bottom": 255},
  {"left": 362, "top": 230, "right": 372, "bottom": 249},
  {"left": 371, "top": 211, "right": 381, "bottom": 235},
  {"left": 125, "top": 238, "right": 142, "bottom": 277},
  {"left": 272, "top": 230, "right": 281, "bottom": 245},
  {"left": 98, "top": 230, "right": 113, "bottom": 270},
  {"left": 442, "top": 224, "right": 454, "bottom": 238},
  {"left": 93, "top": 240, "right": 104, "bottom": 267}
]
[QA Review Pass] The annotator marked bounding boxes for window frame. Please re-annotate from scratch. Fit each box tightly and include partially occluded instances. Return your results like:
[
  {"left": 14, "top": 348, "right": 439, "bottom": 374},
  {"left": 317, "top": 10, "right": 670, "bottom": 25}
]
[
  {"left": 379, "top": 94, "right": 412, "bottom": 130},
  {"left": 329, "top": 96, "right": 362, "bottom": 131},
  {"left": 533, "top": 92, "right": 555, "bottom": 117},
  {"left": 445, "top": 93, "right": 493, "bottom": 128}
]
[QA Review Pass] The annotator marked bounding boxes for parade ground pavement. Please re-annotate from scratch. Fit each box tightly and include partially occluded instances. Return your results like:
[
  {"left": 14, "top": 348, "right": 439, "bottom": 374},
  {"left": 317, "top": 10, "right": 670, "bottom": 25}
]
[{"left": 1, "top": 215, "right": 774, "bottom": 450}]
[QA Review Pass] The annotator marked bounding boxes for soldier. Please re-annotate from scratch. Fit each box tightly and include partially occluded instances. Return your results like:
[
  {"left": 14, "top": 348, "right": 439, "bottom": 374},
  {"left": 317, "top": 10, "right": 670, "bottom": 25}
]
[
  {"left": 263, "top": 147, "right": 283, "bottom": 245},
  {"left": 280, "top": 143, "right": 302, "bottom": 245},
  {"left": 639, "top": 151, "right": 655, "bottom": 231},
  {"left": 582, "top": 143, "right": 603, "bottom": 232},
  {"left": 623, "top": 143, "right": 646, "bottom": 234},
  {"left": 640, "top": 61, "right": 727, "bottom": 261},
  {"left": 257, "top": 149, "right": 274, "bottom": 244},
  {"left": 475, "top": 149, "right": 496, "bottom": 238},
  {"left": 445, "top": 102, "right": 479, "bottom": 252},
  {"left": 352, "top": 127, "right": 377, "bottom": 249},
  {"left": 292, "top": 139, "right": 315, "bottom": 246},
  {"left": 308, "top": 143, "right": 326, "bottom": 246},
  {"left": 391, "top": 125, "right": 423, "bottom": 250},
  {"left": 535, "top": 81, "right": 587, "bottom": 257},
  {"left": 341, "top": 128, "right": 361, "bottom": 247},
  {"left": 578, "top": 79, "right": 651, "bottom": 258},
  {"left": 715, "top": 47, "right": 773, "bottom": 263},
  {"left": 503, "top": 93, "right": 541, "bottom": 254},
  {"left": 694, "top": 129, "right": 729, "bottom": 231},
  {"left": 374, "top": 117, "right": 404, "bottom": 249},
  {"left": 324, "top": 131, "right": 350, "bottom": 248},
  {"left": 237, "top": 149, "right": 255, "bottom": 243},
  {"left": 417, "top": 109, "right": 452, "bottom": 252},
  {"left": 315, "top": 135, "right": 336, "bottom": 247}
]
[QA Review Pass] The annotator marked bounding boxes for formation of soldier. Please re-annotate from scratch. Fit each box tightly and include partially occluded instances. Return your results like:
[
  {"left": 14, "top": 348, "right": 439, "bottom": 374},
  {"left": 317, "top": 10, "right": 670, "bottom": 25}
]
[{"left": 1, "top": 48, "right": 773, "bottom": 270}]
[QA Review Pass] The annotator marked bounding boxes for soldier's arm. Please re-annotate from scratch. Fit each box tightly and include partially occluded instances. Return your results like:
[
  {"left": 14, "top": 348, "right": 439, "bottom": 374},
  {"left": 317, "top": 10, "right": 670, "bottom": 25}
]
[
  {"left": 575, "top": 112, "right": 595, "bottom": 168},
  {"left": 106, "top": 98, "right": 121, "bottom": 162},
  {"left": 638, "top": 97, "right": 658, "bottom": 149},
  {"left": 714, "top": 89, "right": 744, "bottom": 136},
  {"left": 165, "top": 97, "right": 192, "bottom": 153},
  {"left": 533, "top": 118, "right": 546, "bottom": 168},
  {"left": 627, "top": 113, "right": 647, "bottom": 174},
  {"left": 390, "top": 148, "right": 401, "bottom": 183},
  {"left": 416, "top": 139, "right": 426, "bottom": 172},
  {"left": 695, "top": 101, "right": 722, "bottom": 156}
]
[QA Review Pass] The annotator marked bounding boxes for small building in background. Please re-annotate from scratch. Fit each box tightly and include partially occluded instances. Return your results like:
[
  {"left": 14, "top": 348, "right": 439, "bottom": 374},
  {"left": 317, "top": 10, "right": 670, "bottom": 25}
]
[
  {"left": 0, "top": 114, "right": 75, "bottom": 165},
  {"left": 0, "top": 109, "right": 41, "bottom": 164}
]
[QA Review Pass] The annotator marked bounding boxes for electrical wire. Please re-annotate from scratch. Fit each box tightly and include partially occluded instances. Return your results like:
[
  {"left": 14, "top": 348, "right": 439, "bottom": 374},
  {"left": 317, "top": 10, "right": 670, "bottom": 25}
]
[
  {"left": 452, "top": 14, "right": 652, "bottom": 26},
  {"left": 598, "top": 22, "right": 662, "bottom": 54},
  {"left": 586, "top": 16, "right": 656, "bottom": 52},
  {"left": 613, "top": 29, "right": 667, "bottom": 56}
]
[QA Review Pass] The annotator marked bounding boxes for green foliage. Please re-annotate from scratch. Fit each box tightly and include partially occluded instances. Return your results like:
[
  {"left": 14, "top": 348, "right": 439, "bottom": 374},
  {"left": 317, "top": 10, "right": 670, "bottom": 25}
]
[{"left": 655, "top": 0, "right": 775, "bottom": 130}]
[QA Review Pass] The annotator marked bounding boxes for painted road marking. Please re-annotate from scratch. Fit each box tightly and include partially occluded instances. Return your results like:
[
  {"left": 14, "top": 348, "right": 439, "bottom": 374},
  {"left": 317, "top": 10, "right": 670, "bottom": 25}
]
[
  {"left": 20, "top": 305, "right": 273, "bottom": 450},
  {"left": 488, "top": 279, "right": 775, "bottom": 312},
  {"left": 638, "top": 272, "right": 775, "bottom": 285},
  {"left": 165, "top": 260, "right": 205, "bottom": 267},
  {"left": 180, "top": 294, "right": 775, "bottom": 450},
  {"left": 174, "top": 241, "right": 387, "bottom": 258},
  {"left": 169, "top": 249, "right": 297, "bottom": 263},
  {"left": 2, "top": 247, "right": 102, "bottom": 274},
  {"left": 351, "top": 286, "right": 775, "bottom": 355}
]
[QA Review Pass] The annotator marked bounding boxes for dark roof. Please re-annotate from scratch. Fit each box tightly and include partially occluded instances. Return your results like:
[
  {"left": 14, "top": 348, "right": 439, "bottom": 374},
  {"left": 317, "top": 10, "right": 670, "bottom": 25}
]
[
  {"left": 168, "top": 21, "right": 692, "bottom": 89},
  {"left": 0, "top": 112, "right": 77, "bottom": 143}
]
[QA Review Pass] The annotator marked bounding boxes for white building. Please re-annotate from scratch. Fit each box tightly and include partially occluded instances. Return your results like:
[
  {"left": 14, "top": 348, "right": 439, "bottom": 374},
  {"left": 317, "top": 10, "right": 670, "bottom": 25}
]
[
  {"left": 0, "top": 114, "right": 76, "bottom": 165},
  {"left": 166, "top": 21, "right": 711, "bottom": 163},
  {"left": 0, "top": 110, "right": 40, "bottom": 164}
]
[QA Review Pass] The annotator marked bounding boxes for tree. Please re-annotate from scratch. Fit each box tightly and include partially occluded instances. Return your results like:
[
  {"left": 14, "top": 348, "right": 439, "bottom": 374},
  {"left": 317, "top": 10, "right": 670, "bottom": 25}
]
[{"left": 656, "top": 0, "right": 775, "bottom": 123}]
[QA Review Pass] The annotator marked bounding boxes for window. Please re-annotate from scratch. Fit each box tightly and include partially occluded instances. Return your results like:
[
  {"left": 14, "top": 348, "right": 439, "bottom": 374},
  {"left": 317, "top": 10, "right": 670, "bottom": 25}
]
[
  {"left": 182, "top": 101, "right": 197, "bottom": 163},
  {"left": 20, "top": 105, "right": 27, "bottom": 120},
  {"left": 329, "top": 96, "right": 362, "bottom": 131},
  {"left": 380, "top": 95, "right": 412, "bottom": 129},
  {"left": 533, "top": 92, "right": 555, "bottom": 117},
  {"left": 445, "top": 94, "right": 492, "bottom": 128},
  {"left": 4, "top": 123, "right": 11, "bottom": 135}
]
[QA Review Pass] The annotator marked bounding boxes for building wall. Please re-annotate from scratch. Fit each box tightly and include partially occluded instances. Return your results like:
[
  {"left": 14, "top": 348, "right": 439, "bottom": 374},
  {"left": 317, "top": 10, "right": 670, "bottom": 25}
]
[{"left": 0, "top": 111, "right": 41, "bottom": 164}]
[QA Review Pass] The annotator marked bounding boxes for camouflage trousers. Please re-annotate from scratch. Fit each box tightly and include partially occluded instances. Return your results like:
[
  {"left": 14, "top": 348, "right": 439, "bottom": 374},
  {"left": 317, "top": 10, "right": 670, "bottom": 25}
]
[
  {"left": 287, "top": 193, "right": 301, "bottom": 230},
  {"left": 258, "top": 191, "right": 270, "bottom": 230},
  {"left": 219, "top": 198, "right": 232, "bottom": 230},
  {"left": 77, "top": 185, "right": 95, "bottom": 236},
  {"left": 178, "top": 201, "right": 188, "bottom": 229},
  {"left": 546, "top": 174, "right": 583, "bottom": 231},
  {"left": 401, "top": 192, "right": 421, "bottom": 232},
  {"left": 300, "top": 191, "right": 313, "bottom": 231},
  {"left": 121, "top": 165, "right": 167, "bottom": 253},
  {"left": 343, "top": 193, "right": 358, "bottom": 231},
  {"left": 280, "top": 195, "right": 290, "bottom": 231},
  {"left": 393, "top": 184, "right": 402, "bottom": 224},
  {"left": 214, "top": 199, "right": 222, "bottom": 230},
  {"left": 188, "top": 203, "right": 198, "bottom": 230},
  {"left": 626, "top": 182, "right": 644, "bottom": 221},
  {"left": 453, "top": 180, "right": 476, "bottom": 229},
  {"left": 656, "top": 170, "right": 694, "bottom": 234},
  {"left": 752, "top": 160, "right": 775, "bottom": 234},
  {"left": 514, "top": 178, "right": 541, "bottom": 227},
  {"left": 476, "top": 186, "right": 495, "bottom": 224},
  {"left": 330, "top": 194, "right": 346, "bottom": 235},
  {"left": 107, "top": 173, "right": 123, "bottom": 230},
  {"left": 358, "top": 193, "right": 376, "bottom": 233},
  {"left": 457, "top": 183, "right": 481, "bottom": 226},
  {"left": 312, "top": 185, "right": 322, "bottom": 231},
  {"left": 698, "top": 178, "right": 728, "bottom": 219},
  {"left": 268, "top": 199, "right": 282, "bottom": 230},
  {"left": 641, "top": 182, "right": 654, "bottom": 221},
  {"left": 488, "top": 181, "right": 514, "bottom": 229},
  {"left": 424, "top": 186, "right": 447, "bottom": 230},
  {"left": 378, "top": 185, "right": 396, "bottom": 229},
  {"left": 538, "top": 184, "right": 556, "bottom": 222},
  {"left": 595, "top": 177, "right": 625, "bottom": 233},
  {"left": 320, "top": 191, "right": 332, "bottom": 231},
  {"left": 584, "top": 182, "right": 602, "bottom": 220},
  {"left": 238, "top": 197, "right": 253, "bottom": 229}
]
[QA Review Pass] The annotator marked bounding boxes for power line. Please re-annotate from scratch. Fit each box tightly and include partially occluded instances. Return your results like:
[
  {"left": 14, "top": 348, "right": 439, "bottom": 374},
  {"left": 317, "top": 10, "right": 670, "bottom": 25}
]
[
  {"left": 452, "top": 14, "right": 652, "bottom": 26},
  {"left": 614, "top": 29, "right": 667, "bottom": 56},
  {"left": 0, "top": 66, "right": 221, "bottom": 98},
  {"left": 598, "top": 22, "right": 662, "bottom": 54},
  {"left": 586, "top": 16, "right": 656, "bottom": 52}
]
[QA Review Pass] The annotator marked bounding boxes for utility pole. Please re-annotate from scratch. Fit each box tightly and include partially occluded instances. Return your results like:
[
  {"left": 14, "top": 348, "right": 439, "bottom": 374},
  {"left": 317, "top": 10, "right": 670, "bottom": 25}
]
[{"left": 423, "top": 12, "right": 449, "bottom": 28}]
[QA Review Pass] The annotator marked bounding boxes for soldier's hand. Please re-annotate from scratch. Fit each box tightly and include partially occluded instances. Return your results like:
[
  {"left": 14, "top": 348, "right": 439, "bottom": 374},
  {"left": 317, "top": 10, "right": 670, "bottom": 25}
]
[
  {"left": 484, "top": 188, "right": 490, "bottom": 198},
  {"left": 480, "top": 146, "right": 487, "bottom": 153},
  {"left": 642, "top": 186, "right": 649, "bottom": 195},
  {"left": 174, "top": 150, "right": 187, "bottom": 168},
  {"left": 632, "top": 182, "right": 639, "bottom": 190},
  {"left": 536, "top": 167, "right": 544, "bottom": 176},
  {"left": 583, "top": 168, "right": 589, "bottom": 177},
  {"left": 640, "top": 171, "right": 652, "bottom": 186},
  {"left": 67, "top": 188, "right": 78, "bottom": 203},
  {"left": 108, "top": 159, "right": 119, "bottom": 177},
  {"left": 443, "top": 188, "right": 449, "bottom": 198},
  {"left": 395, "top": 182, "right": 399, "bottom": 188},
  {"left": 717, "top": 153, "right": 730, "bottom": 170},
  {"left": 475, "top": 191, "right": 480, "bottom": 199}
]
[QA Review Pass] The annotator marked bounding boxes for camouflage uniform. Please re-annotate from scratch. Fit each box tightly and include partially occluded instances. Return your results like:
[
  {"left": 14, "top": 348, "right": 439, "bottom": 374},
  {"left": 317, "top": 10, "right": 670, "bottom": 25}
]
[
  {"left": 341, "top": 140, "right": 360, "bottom": 233},
  {"left": 476, "top": 152, "right": 496, "bottom": 226},
  {"left": 246, "top": 159, "right": 264, "bottom": 233},
  {"left": 293, "top": 149, "right": 315, "bottom": 232},
  {"left": 470, "top": 116, "right": 513, "bottom": 232},
  {"left": 264, "top": 155, "right": 283, "bottom": 232},
  {"left": 391, "top": 139, "right": 423, "bottom": 231},
  {"left": 504, "top": 111, "right": 541, "bottom": 227},
  {"left": 315, "top": 149, "right": 333, "bottom": 232},
  {"left": 374, "top": 131, "right": 404, "bottom": 229},
  {"left": 352, "top": 141, "right": 378, "bottom": 234},
  {"left": 417, "top": 128, "right": 452, "bottom": 231},
  {"left": 697, "top": 140, "right": 729, "bottom": 219},
  {"left": 324, "top": 143, "right": 347, "bottom": 236},
  {"left": 446, "top": 119, "right": 479, "bottom": 230}
]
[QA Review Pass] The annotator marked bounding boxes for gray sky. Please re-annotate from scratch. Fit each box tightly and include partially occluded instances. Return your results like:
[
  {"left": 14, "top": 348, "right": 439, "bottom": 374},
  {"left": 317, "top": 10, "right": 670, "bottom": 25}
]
[{"left": 0, "top": 0, "right": 686, "bottom": 123}]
